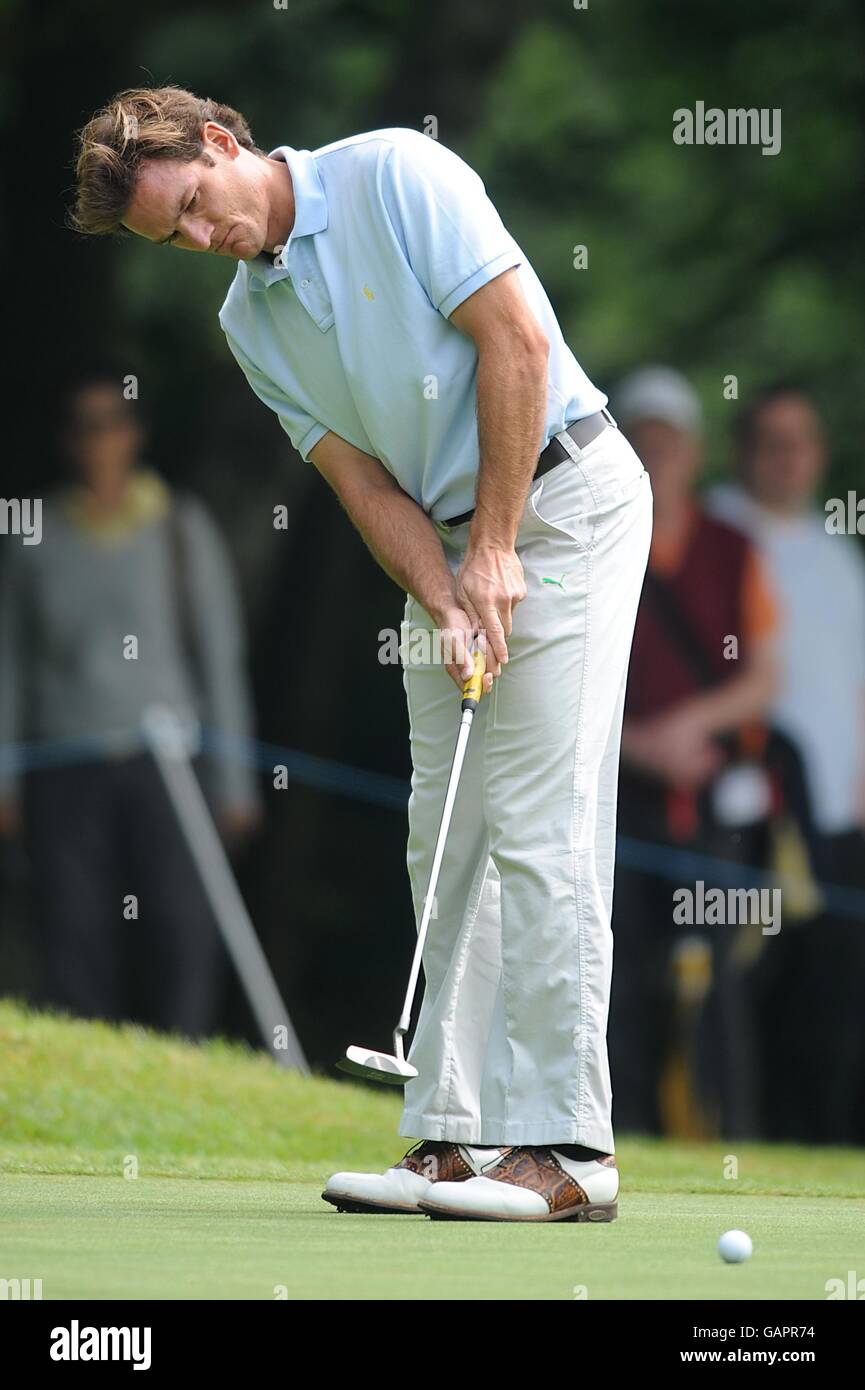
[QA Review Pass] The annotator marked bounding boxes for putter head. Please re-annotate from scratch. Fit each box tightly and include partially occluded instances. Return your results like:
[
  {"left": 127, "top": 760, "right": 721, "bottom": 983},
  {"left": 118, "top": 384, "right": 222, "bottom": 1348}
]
[{"left": 336, "top": 1045, "right": 418, "bottom": 1086}]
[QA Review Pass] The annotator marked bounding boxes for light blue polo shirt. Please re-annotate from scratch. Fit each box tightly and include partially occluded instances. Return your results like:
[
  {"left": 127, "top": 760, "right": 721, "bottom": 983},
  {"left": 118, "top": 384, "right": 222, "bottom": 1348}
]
[{"left": 219, "top": 128, "right": 606, "bottom": 520}]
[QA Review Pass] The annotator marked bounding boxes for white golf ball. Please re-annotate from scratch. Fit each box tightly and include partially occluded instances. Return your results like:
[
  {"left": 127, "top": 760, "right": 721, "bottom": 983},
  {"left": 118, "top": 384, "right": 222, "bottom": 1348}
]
[{"left": 718, "top": 1229, "right": 753, "bottom": 1263}]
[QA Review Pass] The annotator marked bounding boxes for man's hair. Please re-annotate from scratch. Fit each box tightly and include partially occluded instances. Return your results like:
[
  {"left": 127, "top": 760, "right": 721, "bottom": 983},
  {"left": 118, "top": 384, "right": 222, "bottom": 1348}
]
[
  {"left": 733, "top": 380, "right": 820, "bottom": 457},
  {"left": 62, "top": 365, "right": 137, "bottom": 417},
  {"left": 71, "top": 85, "right": 265, "bottom": 237}
]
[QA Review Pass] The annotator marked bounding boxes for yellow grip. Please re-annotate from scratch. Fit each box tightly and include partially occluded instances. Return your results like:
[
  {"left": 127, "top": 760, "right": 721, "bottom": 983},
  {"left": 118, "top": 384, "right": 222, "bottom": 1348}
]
[{"left": 462, "top": 647, "right": 486, "bottom": 706}]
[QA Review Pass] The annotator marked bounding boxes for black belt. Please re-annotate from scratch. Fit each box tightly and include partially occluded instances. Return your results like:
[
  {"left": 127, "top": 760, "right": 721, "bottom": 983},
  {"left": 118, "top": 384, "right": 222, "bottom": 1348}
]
[{"left": 439, "top": 408, "right": 616, "bottom": 530}]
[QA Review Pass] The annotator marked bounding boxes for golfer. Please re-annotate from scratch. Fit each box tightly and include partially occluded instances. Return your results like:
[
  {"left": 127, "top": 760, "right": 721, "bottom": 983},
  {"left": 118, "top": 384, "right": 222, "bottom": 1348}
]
[{"left": 73, "top": 87, "right": 652, "bottom": 1223}]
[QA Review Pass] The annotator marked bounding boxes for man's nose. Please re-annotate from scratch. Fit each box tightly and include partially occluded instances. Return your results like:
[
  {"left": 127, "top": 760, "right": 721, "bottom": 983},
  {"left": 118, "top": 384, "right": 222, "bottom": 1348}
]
[{"left": 179, "top": 217, "right": 215, "bottom": 251}]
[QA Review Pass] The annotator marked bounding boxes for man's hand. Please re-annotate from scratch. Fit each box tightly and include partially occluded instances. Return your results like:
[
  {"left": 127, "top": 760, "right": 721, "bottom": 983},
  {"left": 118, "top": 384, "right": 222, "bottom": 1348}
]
[
  {"left": 623, "top": 707, "right": 724, "bottom": 789},
  {"left": 431, "top": 599, "right": 495, "bottom": 695},
  {"left": 454, "top": 543, "right": 527, "bottom": 674},
  {"left": 218, "top": 803, "right": 263, "bottom": 848}
]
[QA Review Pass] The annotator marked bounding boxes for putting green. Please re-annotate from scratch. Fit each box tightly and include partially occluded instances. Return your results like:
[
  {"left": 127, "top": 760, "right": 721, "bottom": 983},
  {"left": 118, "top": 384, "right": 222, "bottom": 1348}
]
[
  {"left": 1, "top": 1001, "right": 863, "bottom": 1300},
  {"left": 2, "top": 1174, "right": 863, "bottom": 1300}
]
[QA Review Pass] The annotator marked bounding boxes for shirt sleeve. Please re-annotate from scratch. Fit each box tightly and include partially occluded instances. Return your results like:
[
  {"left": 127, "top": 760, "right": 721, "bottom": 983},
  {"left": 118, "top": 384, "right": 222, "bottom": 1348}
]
[
  {"left": 379, "top": 132, "right": 523, "bottom": 319},
  {"left": 223, "top": 333, "right": 328, "bottom": 463},
  {"left": 177, "top": 496, "right": 262, "bottom": 814},
  {"left": 740, "top": 547, "right": 780, "bottom": 646}
]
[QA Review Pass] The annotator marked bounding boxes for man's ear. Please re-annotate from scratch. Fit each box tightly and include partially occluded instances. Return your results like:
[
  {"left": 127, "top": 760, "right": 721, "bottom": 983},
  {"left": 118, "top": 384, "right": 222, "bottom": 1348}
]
[{"left": 202, "top": 122, "right": 239, "bottom": 159}]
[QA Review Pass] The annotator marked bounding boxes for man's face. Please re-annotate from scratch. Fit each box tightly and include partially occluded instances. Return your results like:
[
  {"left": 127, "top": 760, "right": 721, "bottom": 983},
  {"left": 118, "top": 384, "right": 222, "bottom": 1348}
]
[
  {"left": 122, "top": 123, "right": 272, "bottom": 259},
  {"left": 625, "top": 418, "right": 701, "bottom": 508},
  {"left": 66, "top": 384, "right": 141, "bottom": 482},
  {"left": 742, "top": 395, "right": 826, "bottom": 513}
]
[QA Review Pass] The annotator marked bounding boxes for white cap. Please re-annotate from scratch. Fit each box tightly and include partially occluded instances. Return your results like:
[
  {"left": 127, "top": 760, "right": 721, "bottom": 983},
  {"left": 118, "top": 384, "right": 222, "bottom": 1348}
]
[{"left": 614, "top": 366, "right": 703, "bottom": 434}]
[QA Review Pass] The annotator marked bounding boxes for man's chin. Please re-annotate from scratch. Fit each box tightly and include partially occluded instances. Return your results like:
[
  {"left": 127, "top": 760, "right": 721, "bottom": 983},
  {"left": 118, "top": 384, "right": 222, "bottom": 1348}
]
[{"left": 220, "top": 227, "right": 254, "bottom": 260}]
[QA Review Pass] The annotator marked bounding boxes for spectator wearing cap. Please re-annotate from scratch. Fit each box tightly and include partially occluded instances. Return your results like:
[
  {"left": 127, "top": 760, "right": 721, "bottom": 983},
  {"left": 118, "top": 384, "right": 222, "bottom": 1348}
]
[
  {"left": 708, "top": 385, "right": 865, "bottom": 1144},
  {"left": 608, "top": 367, "right": 778, "bottom": 1138}
]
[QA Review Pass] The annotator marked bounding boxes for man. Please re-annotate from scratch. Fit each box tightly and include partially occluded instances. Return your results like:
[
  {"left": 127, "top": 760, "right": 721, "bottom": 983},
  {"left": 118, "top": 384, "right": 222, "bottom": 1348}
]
[
  {"left": 709, "top": 385, "right": 865, "bottom": 1143},
  {"left": 609, "top": 367, "right": 778, "bottom": 1138},
  {"left": 73, "top": 86, "right": 652, "bottom": 1222},
  {"left": 0, "top": 371, "right": 261, "bottom": 1034}
]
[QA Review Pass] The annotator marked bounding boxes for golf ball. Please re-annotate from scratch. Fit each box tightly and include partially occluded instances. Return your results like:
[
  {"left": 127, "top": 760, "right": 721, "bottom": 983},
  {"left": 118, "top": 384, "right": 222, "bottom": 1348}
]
[{"left": 718, "top": 1229, "right": 753, "bottom": 1263}]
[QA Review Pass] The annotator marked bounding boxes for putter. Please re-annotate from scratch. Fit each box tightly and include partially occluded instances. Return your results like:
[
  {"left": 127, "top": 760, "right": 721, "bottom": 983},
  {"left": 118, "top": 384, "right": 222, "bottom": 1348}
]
[{"left": 337, "top": 644, "right": 487, "bottom": 1084}]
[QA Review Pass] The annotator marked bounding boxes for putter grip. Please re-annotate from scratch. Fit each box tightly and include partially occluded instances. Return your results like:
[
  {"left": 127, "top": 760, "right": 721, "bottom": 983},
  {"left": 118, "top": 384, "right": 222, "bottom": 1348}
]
[{"left": 461, "top": 648, "right": 486, "bottom": 711}]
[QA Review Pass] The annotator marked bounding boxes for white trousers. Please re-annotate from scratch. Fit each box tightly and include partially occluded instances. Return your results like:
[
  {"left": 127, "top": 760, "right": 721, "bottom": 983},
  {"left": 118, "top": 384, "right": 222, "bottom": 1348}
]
[{"left": 398, "top": 423, "right": 652, "bottom": 1151}]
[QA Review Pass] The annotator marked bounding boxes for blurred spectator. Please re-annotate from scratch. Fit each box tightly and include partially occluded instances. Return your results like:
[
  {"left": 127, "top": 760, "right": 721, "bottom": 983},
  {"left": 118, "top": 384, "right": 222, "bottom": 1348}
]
[
  {"left": 709, "top": 385, "right": 865, "bottom": 1143},
  {"left": 608, "top": 367, "right": 778, "bottom": 1138},
  {"left": 0, "top": 371, "right": 261, "bottom": 1036}
]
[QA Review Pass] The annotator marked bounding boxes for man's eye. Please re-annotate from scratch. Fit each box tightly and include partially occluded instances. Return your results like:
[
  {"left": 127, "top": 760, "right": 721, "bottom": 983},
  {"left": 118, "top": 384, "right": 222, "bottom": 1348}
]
[{"left": 168, "top": 192, "right": 198, "bottom": 244}]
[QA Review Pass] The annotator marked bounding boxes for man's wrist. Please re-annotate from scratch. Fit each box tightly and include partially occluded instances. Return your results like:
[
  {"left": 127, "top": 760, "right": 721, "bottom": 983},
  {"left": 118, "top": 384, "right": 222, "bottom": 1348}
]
[
  {"left": 426, "top": 587, "right": 461, "bottom": 630},
  {"left": 466, "top": 518, "right": 519, "bottom": 553}
]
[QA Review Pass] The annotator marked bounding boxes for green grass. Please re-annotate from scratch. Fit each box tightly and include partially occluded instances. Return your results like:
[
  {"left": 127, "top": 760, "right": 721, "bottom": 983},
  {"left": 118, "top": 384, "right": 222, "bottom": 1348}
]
[{"left": 1, "top": 999, "right": 863, "bottom": 1300}]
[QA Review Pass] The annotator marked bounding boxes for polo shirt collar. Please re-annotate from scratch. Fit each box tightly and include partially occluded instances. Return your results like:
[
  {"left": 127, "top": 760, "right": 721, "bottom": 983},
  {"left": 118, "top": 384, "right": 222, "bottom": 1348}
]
[{"left": 246, "top": 145, "right": 328, "bottom": 290}]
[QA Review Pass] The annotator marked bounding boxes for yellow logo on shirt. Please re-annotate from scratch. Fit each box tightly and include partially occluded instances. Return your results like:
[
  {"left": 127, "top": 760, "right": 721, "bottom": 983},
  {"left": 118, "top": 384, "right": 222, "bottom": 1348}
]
[{"left": 362, "top": 285, "right": 375, "bottom": 300}]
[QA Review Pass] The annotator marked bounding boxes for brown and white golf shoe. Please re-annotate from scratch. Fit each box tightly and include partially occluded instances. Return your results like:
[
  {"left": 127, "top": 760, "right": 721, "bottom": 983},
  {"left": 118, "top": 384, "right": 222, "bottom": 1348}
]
[
  {"left": 419, "top": 1146, "right": 619, "bottom": 1222},
  {"left": 321, "top": 1140, "right": 512, "bottom": 1214}
]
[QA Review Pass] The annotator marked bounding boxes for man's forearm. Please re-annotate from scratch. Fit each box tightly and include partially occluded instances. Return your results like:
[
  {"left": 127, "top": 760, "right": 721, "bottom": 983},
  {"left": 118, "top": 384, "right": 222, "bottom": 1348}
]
[
  {"left": 684, "top": 650, "right": 776, "bottom": 736},
  {"left": 469, "top": 338, "right": 549, "bottom": 549},
  {"left": 340, "top": 478, "right": 458, "bottom": 626}
]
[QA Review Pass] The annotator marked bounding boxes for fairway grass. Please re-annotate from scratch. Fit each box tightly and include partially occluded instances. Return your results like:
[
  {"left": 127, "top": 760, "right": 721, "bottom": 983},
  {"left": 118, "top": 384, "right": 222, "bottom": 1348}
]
[{"left": 1, "top": 1000, "right": 863, "bottom": 1300}]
